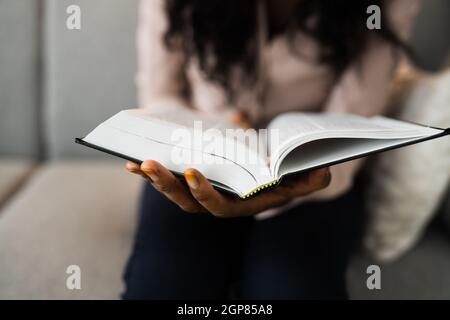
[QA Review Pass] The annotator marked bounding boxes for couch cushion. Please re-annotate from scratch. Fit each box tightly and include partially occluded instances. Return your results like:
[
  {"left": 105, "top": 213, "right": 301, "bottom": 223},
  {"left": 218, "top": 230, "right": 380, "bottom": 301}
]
[
  {"left": 0, "top": 158, "right": 35, "bottom": 207},
  {"left": 44, "top": 0, "right": 139, "bottom": 158},
  {"left": 347, "top": 229, "right": 450, "bottom": 299},
  {"left": 0, "top": 1, "right": 40, "bottom": 157},
  {"left": 0, "top": 160, "right": 141, "bottom": 299}
]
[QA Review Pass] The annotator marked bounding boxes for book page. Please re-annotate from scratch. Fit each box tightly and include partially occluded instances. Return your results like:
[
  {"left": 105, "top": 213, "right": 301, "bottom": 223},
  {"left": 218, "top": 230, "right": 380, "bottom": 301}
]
[
  {"left": 276, "top": 136, "right": 422, "bottom": 178},
  {"left": 269, "top": 113, "right": 434, "bottom": 145},
  {"left": 127, "top": 106, "right": 236, "bottom": 133},
  {"left": 267, "top": 112, "right": 442, "bottom": 168},
  {"left": 83, "top": 122, "right": 261, "bottom": 197},
  {"left": 124, "top": 107, "right": 271, "bottom": 182},
  {"left": 87, "top": 107, "right": 274, "bottom": 191}
]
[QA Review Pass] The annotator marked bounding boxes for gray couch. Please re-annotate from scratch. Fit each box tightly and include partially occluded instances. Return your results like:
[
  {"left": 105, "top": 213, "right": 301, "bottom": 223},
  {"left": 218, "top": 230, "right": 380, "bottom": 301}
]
[{"left": 0, "top": 0, "right": 449, "bottom": 300}]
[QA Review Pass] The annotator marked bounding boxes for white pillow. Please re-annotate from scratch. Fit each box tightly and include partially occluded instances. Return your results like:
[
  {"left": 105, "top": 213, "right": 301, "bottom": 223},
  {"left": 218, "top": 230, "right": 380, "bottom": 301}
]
[{"left": 364, "top": 66, "right": 450, "bottom": 262}]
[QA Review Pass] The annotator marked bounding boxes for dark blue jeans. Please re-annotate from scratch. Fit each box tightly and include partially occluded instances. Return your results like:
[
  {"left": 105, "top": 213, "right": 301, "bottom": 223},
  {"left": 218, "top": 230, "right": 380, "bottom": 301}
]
[{"left": 122, "top": 181, "right": 365, "bottom": 300}]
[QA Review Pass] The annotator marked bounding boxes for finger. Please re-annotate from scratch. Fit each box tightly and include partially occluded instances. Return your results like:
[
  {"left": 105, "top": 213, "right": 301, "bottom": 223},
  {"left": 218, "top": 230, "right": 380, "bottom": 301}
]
[
  {"left": 310, "top": 167, "right": 332, "bottom": 189},
  {"left": 141, "top": 161, "right": 205, "bottom": 213},
  {"left": 184, "top": 169, "right": 235, "bottom": 217},
  {"left": 126, "top": 161, "right": 149, "bottom": 180},
  {"left": 238, "top": 170, "right": 330, "bottom": 215},
  {"left": 185, "top": 168, "right": 299, "bottom": 217},
  {"left": 286, "top": 167, "right": 332, "bottom": 196},
  {"left": 245, "top": 168, "right": 331, "bottom": 212},
  {"left": 240, "top": 188, "right": 291, "bottom": 214},
  {"left": 231, "top": 111, "right": 252, "bottom": 129},
  {"left": 126, "top": 161, "right": 141, "bottom": 173}
]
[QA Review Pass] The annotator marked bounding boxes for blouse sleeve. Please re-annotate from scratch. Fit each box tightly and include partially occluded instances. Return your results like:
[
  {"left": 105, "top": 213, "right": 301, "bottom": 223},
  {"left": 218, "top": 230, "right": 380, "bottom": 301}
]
[
  {"left": 307, "top": 0, "right": 422, "bottom": 201},
  {"left": 136, "top": 0, "right": 189, "bottom": 110}
]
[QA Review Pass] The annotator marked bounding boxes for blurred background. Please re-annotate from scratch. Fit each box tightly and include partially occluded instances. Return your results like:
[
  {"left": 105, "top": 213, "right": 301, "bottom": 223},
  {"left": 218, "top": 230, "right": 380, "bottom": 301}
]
[{"left": 0, "top": 0, "right": 449, "bottom": 299}]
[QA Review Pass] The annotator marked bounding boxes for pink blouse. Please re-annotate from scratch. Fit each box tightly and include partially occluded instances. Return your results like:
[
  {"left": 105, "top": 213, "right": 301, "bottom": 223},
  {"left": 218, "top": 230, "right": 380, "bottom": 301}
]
[{"left": 136, "top": 0, "right": 421, "bottom": 215}]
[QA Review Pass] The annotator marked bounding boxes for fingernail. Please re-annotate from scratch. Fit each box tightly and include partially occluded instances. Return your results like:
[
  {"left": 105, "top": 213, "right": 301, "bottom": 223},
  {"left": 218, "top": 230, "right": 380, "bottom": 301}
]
[
  {"left": 142, "top": 167, "right": 159, "bottom": 182},
  {"left": 185, "top": 171, "right": 199, "bottom": 190}
]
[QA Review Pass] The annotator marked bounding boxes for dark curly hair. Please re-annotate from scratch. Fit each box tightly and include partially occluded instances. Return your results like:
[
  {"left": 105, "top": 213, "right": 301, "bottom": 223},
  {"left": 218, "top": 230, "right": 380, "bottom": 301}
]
[{"left": 164, "top": 0, "right": 410, "bottom": 98}]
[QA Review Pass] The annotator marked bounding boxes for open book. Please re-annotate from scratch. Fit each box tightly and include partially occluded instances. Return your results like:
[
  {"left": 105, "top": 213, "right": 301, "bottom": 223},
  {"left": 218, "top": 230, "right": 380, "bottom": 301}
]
[{"left": 76, "top": 107, "right": 449, "bottom": 199}]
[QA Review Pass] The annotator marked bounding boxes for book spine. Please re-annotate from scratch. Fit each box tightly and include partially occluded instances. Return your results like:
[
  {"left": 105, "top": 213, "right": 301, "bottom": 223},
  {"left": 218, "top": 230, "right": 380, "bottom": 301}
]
[{"left": 241, "top": 180, "right": 279, "bottom": 199}]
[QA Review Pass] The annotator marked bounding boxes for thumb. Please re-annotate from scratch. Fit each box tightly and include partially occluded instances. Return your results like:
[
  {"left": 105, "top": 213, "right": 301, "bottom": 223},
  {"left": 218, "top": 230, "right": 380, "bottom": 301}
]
[{"left": 231, "top": 111, "right": 253, "bottom": 129}]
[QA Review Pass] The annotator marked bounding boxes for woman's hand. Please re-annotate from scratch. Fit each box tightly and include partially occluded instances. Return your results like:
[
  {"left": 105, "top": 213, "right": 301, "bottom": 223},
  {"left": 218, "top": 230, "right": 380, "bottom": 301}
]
[
  {"left": 125, "top": 111, "right": 332, "bottom": 217},
  {"left": 126, "top": 161, "right": 331, "bottom": 218}
]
